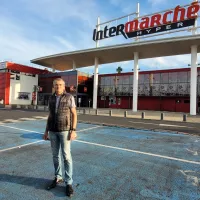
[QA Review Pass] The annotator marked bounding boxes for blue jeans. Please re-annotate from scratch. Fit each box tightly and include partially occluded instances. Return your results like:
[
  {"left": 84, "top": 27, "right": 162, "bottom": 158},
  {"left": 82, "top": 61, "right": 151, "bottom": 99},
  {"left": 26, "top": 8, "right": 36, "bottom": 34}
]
[{"left": 49, "top": 131, "right": 73, "bottom": 185}]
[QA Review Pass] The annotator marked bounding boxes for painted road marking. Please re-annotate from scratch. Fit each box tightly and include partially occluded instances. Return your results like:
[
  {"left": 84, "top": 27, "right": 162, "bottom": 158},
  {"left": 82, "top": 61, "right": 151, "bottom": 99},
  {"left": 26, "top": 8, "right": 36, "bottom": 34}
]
[
  {"left": 0, "top": 116, "right": 48, "bottom": 124},
  {"left": 15, "top": 118, "right": 36, "bottom": 121},
  {"left": 75, "top": 140, "right": 200, "bottom": 165},
  {"left": 0, "top": 124, "right": 102, "bottom": 134},
  {"left": 128, "top": 121, "right": 194, "bottom": 128},
  {"left": 0, "top": 140, "right": 44, "bottom": 152},
  {"left": 0, "top": 124, "right": 42, "bottom": 134},
  {"left": 77, "top": 126, "right": 102, "bottom": 132},
  {"left": 34, "top": 116, "right": 48, "bottom": 119},
  {"left": 3, "top": 119, "right": 20, "bottom": 122},
  {"left": 1, "top": 124, "right": 199, "bottom": 165},
  {"left": 0, "top": 125, "right": 102, "bottom": 152}
]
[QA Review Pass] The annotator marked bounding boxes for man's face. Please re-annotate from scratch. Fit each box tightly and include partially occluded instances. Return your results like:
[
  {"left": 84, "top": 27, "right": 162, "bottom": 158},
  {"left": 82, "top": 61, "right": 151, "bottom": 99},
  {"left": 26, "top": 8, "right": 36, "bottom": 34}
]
[{"left": 54, "top": 80, "right": 65, "bottom": 95}]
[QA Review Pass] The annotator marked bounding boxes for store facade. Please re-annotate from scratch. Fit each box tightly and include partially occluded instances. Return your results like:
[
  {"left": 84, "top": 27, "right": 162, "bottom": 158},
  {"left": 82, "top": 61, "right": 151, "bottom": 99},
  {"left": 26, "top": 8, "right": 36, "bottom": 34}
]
[{"left": 98, "top": 67, "right": 200, "bottom": 113}]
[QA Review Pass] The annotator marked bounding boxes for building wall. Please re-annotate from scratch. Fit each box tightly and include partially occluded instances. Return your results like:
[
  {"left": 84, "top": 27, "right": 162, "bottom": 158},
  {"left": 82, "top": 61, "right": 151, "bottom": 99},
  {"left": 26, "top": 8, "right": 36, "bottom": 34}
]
[
  {"left": 9, "top": 74, "right": 38, "bottom": 105},
  {"left": 38, "top": 71, "right": 93, "bottom": 106},
  {"left": 97, "top": 67, "right": 200, "bottom": 113},
  {"left": 98, "top": 96, "right": 192, "bottom": 112}
]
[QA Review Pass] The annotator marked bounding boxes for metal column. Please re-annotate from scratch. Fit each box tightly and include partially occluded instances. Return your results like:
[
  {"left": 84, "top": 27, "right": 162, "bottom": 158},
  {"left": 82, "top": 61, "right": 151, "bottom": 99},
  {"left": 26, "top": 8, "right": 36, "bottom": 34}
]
[
  {"left": 190, "top": 45, "right": 198, "bottom": 115},
  {"left": 133, "top": 52, "right": 139, "bottom": 112},
  {"left": 93, "top": 57, "right": 99, "bottom": 109}
]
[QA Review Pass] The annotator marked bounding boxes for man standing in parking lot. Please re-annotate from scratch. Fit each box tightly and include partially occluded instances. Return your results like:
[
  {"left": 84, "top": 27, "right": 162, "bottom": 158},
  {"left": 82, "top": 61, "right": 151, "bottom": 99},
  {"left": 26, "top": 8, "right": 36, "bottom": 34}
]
[{"left": 43, "top": 78, "right": 77, "bottom": 197}]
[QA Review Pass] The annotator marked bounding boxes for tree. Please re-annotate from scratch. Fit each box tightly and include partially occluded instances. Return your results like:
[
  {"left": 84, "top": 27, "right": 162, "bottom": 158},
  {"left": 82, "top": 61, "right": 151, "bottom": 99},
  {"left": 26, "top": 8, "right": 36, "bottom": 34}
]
[{"left": 116, "top": 66, "right": 123, "bottom": 73}]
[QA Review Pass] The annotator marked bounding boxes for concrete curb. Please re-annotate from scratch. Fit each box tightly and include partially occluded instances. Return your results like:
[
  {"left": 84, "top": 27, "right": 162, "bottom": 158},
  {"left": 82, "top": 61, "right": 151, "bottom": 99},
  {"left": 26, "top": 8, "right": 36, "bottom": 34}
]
[{"left": 77, "top": 120, "right": 200, "bottom": 137}]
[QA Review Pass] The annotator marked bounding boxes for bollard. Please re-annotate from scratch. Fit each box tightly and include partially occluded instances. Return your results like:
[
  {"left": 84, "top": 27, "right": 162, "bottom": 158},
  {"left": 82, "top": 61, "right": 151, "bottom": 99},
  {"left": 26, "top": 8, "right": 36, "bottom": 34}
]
[
  {"left": 141, "top": 112, "right": 145, "bottom": 119},
  {"left": 183, "top": 114, "right": 187, "bottom": 122},
  {"left": 83, "top": 109, "right": 86, "bottom": 114},
  {"left": 96, "top": 109, "right": 98, "bottom": 115},
  {"left": 161, "top": 112, "right": 164, "bottom": 120},
  {"left": 44, "top": 106, "right": 48, "bottom": 111},
  {"left": 28, "top": 105, "right": 32, "bottom": 110},
  {"left": 36, "top": 105, "right": 38, "bottom": 110},
  {"left": 124, "top": 111, "right": 127, "bottom": 117},
  {"left": 109, "top": 110, "right": 112, "bottom": 116}
]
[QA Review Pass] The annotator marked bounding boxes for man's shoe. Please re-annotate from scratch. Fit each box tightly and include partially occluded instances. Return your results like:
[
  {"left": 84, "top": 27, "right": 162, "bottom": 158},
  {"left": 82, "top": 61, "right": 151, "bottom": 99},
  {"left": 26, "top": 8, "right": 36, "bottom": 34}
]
[
  {"left": 66, "top": 184, "right": 74, "bottom": 197},
  {"left": 46, "top": 178, "right": 63, "bottom": 190}
]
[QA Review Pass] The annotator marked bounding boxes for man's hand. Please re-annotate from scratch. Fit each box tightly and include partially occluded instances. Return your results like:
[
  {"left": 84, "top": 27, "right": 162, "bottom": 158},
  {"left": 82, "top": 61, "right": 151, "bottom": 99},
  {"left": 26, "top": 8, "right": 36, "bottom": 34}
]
[
  {"left": 43, "top": 131, "right": 49, "bottom": 140},
  {"left": 69, "top": 131, "right": 77, "bottom": 140}
]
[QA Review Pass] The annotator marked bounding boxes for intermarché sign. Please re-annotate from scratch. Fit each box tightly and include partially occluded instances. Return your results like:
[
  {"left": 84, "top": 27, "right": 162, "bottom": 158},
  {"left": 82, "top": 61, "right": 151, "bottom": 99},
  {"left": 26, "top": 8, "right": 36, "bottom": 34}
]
[{"left": 93, "top": 2, "right": 200, "bottom": 41}]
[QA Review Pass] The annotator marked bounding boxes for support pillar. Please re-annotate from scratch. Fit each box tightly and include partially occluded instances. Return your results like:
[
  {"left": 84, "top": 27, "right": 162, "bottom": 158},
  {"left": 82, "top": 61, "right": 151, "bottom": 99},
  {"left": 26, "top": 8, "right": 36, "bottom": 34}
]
[
  {"left": 190, "top": 45, "right": 198, "bottom": 115},
  {"left": 93, "top": 57, "right": 99, "bottom": 109},
  {"left": 133, "top": 52, "right": 139, "bottom": 112},
  {"left": 52, "top": 65, "right": 55, "bottom": 72},
  {"left": 72, "top": 60, "right": 76, "bottom": 71}
]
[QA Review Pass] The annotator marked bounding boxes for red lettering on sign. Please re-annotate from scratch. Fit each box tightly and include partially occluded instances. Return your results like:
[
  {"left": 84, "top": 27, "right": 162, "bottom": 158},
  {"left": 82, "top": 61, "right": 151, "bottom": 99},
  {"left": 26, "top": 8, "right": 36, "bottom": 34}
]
[
  {"left": 125, "top": 20, "right": 139, "bottom": 33},
  {"left": 173, "top": 6, "right": 186, "bottom": 23},
  {"left": 150, "top": 14, "right": 162, "bottom": 27},
  {"left": 139, "top": 17, "right": 150, "bottom": 29},
  {"left": 187, "top": 2, "right": 200, "bottom": 19},
  {"left": 163, "top": 11, "right": 173, "bottom": 24}
]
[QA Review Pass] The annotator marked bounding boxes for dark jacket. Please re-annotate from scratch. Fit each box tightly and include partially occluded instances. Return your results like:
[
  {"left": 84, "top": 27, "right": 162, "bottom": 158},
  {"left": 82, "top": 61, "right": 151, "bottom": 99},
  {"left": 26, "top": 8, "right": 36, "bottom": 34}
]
[{"left": 47, "top": 92, "right": 72, "bottom": 132}]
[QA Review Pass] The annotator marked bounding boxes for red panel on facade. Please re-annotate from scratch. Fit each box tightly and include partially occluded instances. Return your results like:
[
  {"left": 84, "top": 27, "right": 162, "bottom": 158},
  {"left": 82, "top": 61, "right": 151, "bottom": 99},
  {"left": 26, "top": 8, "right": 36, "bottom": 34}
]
[
  {"left": 160, "top": 98, "right": 175, "bottom": 112},
  {"left": 138, "top": 97, "right": 159, "bottom": 111},
  {"left": 98, "top": 96, "right": 109, "bottom": 108},
  {"left": 0, "top": 73, "right": 10, "bottom": 105},
  {"left": 174, "top": 98, "right": 190, "bottom": 113},
  {"left": 97, "top": 96, "right": 192, "bottom": 113},
  {"left": 5, "top": 73, "right": 10, "bottom": 105},
  {"left": 121, "top": 97, "right": 130, "bottom": 109},
  {"left": 6, "top": 62, "right": 50, "bottom": 75},
  {"left": 0, "top": 74, "right": 5, "bottom": 102}
]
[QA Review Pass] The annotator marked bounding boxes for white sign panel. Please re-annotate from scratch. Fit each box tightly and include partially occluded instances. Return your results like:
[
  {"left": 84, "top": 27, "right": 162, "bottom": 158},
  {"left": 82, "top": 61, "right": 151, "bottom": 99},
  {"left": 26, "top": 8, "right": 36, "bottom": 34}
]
[{"left": 0, "top": 62, "right": 7, "bottom": 70}]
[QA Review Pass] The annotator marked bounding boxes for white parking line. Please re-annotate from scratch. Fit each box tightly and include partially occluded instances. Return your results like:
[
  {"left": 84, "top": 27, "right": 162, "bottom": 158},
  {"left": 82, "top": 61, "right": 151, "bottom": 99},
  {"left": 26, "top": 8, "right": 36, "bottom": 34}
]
[
  {"left": 0, "top": 124, "right": 42, "bottom": 134},
  {"left": 0, "top": 140, "right": 44, "bottom": 152},
  {"left": 0, "top": 125, "right": 102, "bottom": 152},
  {"left": 75, "top": 140, "right": 200, "bottom": 165},
  {"left": 0, "top": 124, "right": 102, "bottom": 134},
  {"left": 1, "top": 124, "right": 199, "bottom": 165},
  {"left": 77, "top": 126, "right": 102, "bottom": 132}
]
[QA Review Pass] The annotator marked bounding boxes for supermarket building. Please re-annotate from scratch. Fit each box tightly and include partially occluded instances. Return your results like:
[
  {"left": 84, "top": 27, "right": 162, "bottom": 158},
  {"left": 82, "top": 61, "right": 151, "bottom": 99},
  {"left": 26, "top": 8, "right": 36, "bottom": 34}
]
[
  {"left": 0, "top": 1, "right": 200, "bottom": 115},
  {"left": 31, "top": 1, "right": 200, "bottom": 115}
]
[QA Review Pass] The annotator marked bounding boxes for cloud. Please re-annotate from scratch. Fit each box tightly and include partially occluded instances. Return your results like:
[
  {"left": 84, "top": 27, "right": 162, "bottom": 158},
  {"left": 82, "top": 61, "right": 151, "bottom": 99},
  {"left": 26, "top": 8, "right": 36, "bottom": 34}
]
[
  {"left": 18, "top": 0, "right": 98, "bottom": 27},
  {"left": 0, "top": 0, "right": 99, "bottom": 67},
  {"left": 53, "top": 36, "right": 76, "bottom": 51},
  {"left": 148, "top": 0, "right": 167, "bottom": 6},
  {"left": 0, "top": 16, "right": 74, "bottom": 68},
  {"left": 109, "top": 0, "right": 123, "bottom": 6}
]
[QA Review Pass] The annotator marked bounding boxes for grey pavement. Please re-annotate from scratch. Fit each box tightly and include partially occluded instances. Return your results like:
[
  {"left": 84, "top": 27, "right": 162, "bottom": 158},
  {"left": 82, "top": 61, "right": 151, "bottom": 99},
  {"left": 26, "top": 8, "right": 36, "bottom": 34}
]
[
  {"left": 77, "top": 108, "right": 200, "bottom": 123},
  {"left": 0, "top": 109, "right": 199, "bottom": 136},
  {"left": 3, "top": 105, "right": 200, "bottom": 123}
]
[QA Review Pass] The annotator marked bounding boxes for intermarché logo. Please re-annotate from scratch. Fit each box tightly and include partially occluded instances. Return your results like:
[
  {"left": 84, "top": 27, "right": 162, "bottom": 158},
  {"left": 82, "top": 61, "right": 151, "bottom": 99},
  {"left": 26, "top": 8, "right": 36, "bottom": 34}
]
[{"left": 93, "top": 2, "right": 200, "bottom": 40}]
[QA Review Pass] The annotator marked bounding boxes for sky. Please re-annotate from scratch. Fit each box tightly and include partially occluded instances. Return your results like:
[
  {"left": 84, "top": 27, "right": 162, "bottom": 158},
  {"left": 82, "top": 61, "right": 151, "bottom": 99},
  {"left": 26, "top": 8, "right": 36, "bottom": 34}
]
[{"left": 0, "top": 0, "right": 200, "bottom": 74}]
